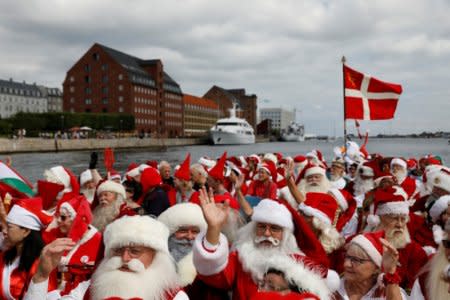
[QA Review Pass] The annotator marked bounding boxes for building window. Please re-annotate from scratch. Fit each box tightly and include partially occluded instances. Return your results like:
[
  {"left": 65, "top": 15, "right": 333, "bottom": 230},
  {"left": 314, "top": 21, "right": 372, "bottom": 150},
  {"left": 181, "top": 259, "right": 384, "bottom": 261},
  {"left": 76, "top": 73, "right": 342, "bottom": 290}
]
[
  {"left": 119, "top": 107, "right": 123, "bottom": 113},
  {"left": 84, "top": 76, "right": 90, "bottom": 83},
  {"left": 93, "top": 53, "right": 100, "bottom": 61},
  {"left": 118, "top": 96, "right": 124, "bottom": 102},
  {"left": 118, "top": 85, "right": 123, "bottom": 91},
  {"left": 101, "top": 64, "right": 108, "bottom": 71},
  {"left": 85, "top": 99, "right": 92, "bottom": 105},
  {"left": 102, "top": 87, "right": 108, "bottom": 94},
  {"left": 102, "top": 108, "right": 107, "bottom": 113},
  {"left": 102, "top": 75, "right": 108, "bottom": 83},
  {"left": 102, "top": 98, "right": 108, "bottom": 104},
  {"left": 118, "top": 74, "right": 123, "bottom": 80},
  {"left": 84, "top": 64, "right": 90, "bottom": 72},
  {"left": 70, "top": 76, "right": 75, "bottom": 82},
  {"left": 69, "top": 86, "right": 75, "bottom": 93},
  {"left": 70, "top": 97, "right": 75, "bottom": 103},
  {"left": 85, "top": 87, "right": 91, "bottom": 94}
]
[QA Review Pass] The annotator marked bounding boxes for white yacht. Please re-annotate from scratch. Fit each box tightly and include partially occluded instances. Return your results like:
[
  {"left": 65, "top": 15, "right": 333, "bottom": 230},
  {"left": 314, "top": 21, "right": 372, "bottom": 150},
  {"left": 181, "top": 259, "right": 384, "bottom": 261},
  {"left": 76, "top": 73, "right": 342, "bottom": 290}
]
[
  {"left": 210, "top": 104, "right": 255, "bottom": 145},
  {"left": 280, "top": 121, "right": 305, "bottom": 142}
]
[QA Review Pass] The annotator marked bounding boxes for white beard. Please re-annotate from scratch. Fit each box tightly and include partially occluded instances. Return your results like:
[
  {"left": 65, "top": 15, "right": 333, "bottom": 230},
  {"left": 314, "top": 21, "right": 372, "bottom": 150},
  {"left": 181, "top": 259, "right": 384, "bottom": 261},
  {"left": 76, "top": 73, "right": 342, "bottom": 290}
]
[
  {"left": 80, "top": 188, "right": 95, "bottom": 204},
  {"left": 297, "top": 179, "right": 331, "bottom": 194},
  {"left": 385, "top": 227, "right": 411, "bottom": 249},
  {"left": 90, "top": 252, "right": 179, "bottom": 300},
  {"left": 392, "top": 169, "right": 407, "bottom": 184},
  {"left": 92, "top": 198, "right": 123, "bottom": 232},
  {"left": 233, "top": 222, "right": 300, "bottom": 283},
  {"left": 354, "top": 177, "right": 374, "bottom": 196}
]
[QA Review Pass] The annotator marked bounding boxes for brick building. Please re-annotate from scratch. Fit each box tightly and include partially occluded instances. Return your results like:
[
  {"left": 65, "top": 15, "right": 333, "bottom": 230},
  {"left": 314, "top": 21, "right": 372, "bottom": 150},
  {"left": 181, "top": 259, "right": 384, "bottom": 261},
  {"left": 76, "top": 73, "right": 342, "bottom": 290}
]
[
  {"left": 63, "top": 43, "right": 183, "bottom": 137},
  {"left": 203, "top": 86, "right": 257, "bottom": 129},
  {"left": 183, "top": 94, "right": 219, "bottom": 137}
]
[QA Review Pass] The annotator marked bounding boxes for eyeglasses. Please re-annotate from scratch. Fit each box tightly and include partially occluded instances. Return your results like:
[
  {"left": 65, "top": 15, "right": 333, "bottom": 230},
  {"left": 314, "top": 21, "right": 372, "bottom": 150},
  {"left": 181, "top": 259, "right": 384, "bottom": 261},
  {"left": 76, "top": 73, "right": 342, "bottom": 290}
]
[
  {"left": 57, "top": 215, "right": 70, "bottom": 222},
  {"left": 443, "top": 239, "right": 450, "bottom": 249},
  {"left": 112, "top": 246, "right": 148, "bottom": 258},
  {"left": 344, "top": 254, "right": 372, "bottom": 266},
  {"left": 256, "top": 223, "right": 283, "bottom": 234}
]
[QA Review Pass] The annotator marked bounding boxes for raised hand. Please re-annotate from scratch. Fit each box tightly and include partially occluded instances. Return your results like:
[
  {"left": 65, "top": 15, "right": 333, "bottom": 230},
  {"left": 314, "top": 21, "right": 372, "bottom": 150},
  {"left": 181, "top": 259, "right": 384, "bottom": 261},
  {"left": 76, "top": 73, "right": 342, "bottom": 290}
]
[
  {"left": 380, "top": 238, "right": 399, "bottom": 274},
  {"left": 33, "top": 238, "right": 76, "bottom": 283},
  {"left": 199, "top": 187, "right": 230, "bottom": 230},
  {"left": 235, "top": 173, "right": 245, "bottom": 190},
  {"left": 284, "top": 159, "right": 295, "bottom": 180}
]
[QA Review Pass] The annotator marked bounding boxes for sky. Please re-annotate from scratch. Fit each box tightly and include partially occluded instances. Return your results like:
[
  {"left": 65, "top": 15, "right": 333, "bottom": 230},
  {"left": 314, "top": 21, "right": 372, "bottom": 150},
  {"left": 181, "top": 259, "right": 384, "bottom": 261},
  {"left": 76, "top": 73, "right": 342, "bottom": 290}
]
[{"left": 0, "top": 0, "right": 449, "bottom": 136}]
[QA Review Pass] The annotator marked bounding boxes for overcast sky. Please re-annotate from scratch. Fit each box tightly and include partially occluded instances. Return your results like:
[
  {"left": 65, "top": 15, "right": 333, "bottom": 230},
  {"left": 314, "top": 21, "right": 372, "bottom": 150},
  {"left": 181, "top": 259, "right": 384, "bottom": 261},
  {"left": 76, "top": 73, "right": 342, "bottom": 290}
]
[{"left": 1, "top": 0, "right": 449, "bottom": 136}]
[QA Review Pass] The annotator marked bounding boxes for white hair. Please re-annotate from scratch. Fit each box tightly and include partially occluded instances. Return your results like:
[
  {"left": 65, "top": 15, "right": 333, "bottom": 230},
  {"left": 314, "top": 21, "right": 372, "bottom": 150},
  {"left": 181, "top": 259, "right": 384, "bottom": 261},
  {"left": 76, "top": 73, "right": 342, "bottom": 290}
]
[
  {"left": 190, "top": 163, "right": 207, "bottom": 177},
  {"left": 92, "top": 196, "right": 124, "bottom": 232},
  {"left": 311, "top": 217, "right": 345, "bottom": 254}
]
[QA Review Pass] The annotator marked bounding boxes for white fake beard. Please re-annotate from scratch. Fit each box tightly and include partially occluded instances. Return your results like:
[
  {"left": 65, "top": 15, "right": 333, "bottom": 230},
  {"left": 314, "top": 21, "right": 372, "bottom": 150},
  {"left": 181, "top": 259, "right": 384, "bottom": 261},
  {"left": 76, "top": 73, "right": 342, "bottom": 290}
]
[
  {"left": 385, "top": 227, "right": 411, "bottom": 249},
  {"left": 329, "top": 173, "right": 342, "bottom": 182},
  {"left": 80, "top": 188, "right": 96, "bottom": 203},
  {"left": 90, "top": 252, "right": 179, "bottom": 300},
  {"left": 354, "top": 177, "right": 374, "bottom": 196},
  {"left": 298, "top": 179, "right": 331, "bottom": 194},
  {"left": 91, "top": 198, "right": 123, "bottom": 232},
  {"left": 233, "top": 222, "right": 300, "bottom": 283},
  {"left": 392, "top": 169, "right": 407, "bottom": 184}
]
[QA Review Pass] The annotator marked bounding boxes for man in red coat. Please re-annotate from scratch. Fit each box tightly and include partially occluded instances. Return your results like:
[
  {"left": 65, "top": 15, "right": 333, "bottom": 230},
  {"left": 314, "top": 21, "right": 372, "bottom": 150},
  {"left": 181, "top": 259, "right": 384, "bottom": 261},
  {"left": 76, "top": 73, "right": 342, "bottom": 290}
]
[
  {"left": 24, "top": 215, "right": 188, "bottom": 299},
  {"left": 192, "top": 190, "right": 333, "bottom": 300},
  {"left": 390, "top": 158, "right": 421, "bottom": 199}
]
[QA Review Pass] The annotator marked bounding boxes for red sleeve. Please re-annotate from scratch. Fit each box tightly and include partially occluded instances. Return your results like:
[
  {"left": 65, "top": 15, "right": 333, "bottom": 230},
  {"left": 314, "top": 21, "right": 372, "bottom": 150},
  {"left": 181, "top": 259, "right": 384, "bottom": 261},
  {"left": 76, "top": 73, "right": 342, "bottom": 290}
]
[
  {"left": 197, "top": 252, "right": 239, "bottom": 290},
  {"left": 269, "top": 182, "right": 277, "bottom": 200},
  {"left": 246, "top": 181, "right": 256, "bottom": 196}
]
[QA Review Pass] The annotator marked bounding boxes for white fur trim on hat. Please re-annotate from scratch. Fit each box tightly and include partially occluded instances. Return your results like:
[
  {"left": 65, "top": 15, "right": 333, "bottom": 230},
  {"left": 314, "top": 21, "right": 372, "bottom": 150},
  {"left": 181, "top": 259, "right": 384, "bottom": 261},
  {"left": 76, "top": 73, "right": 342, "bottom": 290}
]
[
  {"left": 60, "top": 202, "right": 76, "bottom": 220},
  {"left": 252, "top": 199, "right": 294, "bottom": 231},
  {"left": 298, "top": 203, "right": 332, "bottom": 226},
  {"left": 198, "top": 157, "right": 216, "bottom": 169},
  {"left": 257, "top": 164, "right": 271, "bottom": 175},
  {"left": 376, "top": 201, "right": 409, "bottom": 216},
  {"left": 391, "top": 158, "right": 407, "bottom": 170},
  {"left": 433, "top": 170, "right": 450, "bottom": 193},
  {"left": 80, "top": 169, "right": 93, "bottom": 186},
  {"left": 126, "top": 167, "right": 140, "bottom": 178},
  {"left": 358, "top": 165, "right": 374, "bottom": 177},
  {"left": 96, "top": 180, "right": 126, "bottom": 199},
  {"left": 263, "top": 153, "right": 277, "bottom": 164},
  {"left": 329, "top": 188, "right": 348, "bottom": 211},
  {"left": 158, "top": 203, "right": 207, "bottom": 235},
  {"left": 305, "top": 166, "right": 326, "bottom": 178},
  {"left": 50, "top": 166, "right": 70, "bottom": 188},
  {"left": 351, "top": 234, "right": 382, "bottom": 267},
  {"left": 429, "top": 195, "right": 450, "bottom": 223},
  {"left": 103, "top": 215, "right": 169, "bottom": 257},
  {"left": 6, "top": 205, "right": 43, "bottom": 231}
]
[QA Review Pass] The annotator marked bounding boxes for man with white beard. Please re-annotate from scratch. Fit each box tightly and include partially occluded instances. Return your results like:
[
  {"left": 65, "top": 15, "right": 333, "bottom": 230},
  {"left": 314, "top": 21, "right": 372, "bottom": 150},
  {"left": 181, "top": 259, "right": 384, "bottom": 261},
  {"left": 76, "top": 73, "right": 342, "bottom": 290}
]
[
  {"left": 91, "top": 180, "right": 128, "bottom": 232},
  {"left": 350, "top": 164, "right": 375, "bottom": 207},
  {"left": 411, "top": 219, "right": 450, "bottom": 299},
  {"left": 390, "top": 158, "right": 421, "bottom": 199},
  {"left": 24, "top": 215, "right": 188, "bottom": 299},
  {"left": 79, "top": 169, "right": 101, "bottom": 204},
  {"left": 369, "top": 186, "right": 429, "bottom": 290},
  {"left": 328, "top": 158, "right": 347, "bottom": 189},
  {"left": 192, "top": 188, "right": 332, "bottom": 300}
]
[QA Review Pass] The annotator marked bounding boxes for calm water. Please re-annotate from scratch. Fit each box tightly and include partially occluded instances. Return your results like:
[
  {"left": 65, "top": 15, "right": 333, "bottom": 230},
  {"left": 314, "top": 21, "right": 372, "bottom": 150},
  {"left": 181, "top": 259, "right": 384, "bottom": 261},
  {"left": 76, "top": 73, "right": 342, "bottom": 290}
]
[{"left": 5, "top": 138, "right": 450, "bottom": 184}]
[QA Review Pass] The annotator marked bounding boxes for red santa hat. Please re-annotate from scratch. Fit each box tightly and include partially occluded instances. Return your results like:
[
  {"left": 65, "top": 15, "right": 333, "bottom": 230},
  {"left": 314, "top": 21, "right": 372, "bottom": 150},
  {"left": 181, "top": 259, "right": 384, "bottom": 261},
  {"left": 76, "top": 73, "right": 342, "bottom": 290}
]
[
  {"left": 329, "top": 189, "right": 357, "bottom": 232},
  {"left": 429, "top": 195, "right": 450, "bottom": 223},
  {"left": 257, "top": 161, "right": 277, "bottom": 181},
  {"left": 146, "top": 160, "right": 159, "bottom": 169},
  {"left": 248, "top": 154, "right": 261, "bottom": 164},
  {"left": 263, "top": 153, "right": 278, "bottom": 165},
  {"left": 298, "top": 193, "right": 339, "bottom": 227},
  {"left": 198, "top": 156, "right": 216, "bottom": 169},
  {"left": 157, "top": 203, "right": 206, "bottom": 235},
  {"left": 6, "top": 197, "right": 52, "bottom": 231},
  {"left": 227, "top": 156, "right": 242, "bottom": 167},
  {"left": 252, "top": 199, "right": 294, "bottom": 231},
  {"left": 294, "top": 155, "right": 307, "bottom": 164},
  {"left": 367, "top": 186, "right": 409, "bottom": 228},
  {"left": 126, "top": 163, "right": 149, "bottom": 178},
  {"left": 140, "top": 167, "right": 162, "bottom": 193},
  {"left": 80, "top": 169, "right": 93, "bottom": 187},
  {"left": 48, "top": 166, "right": 80, "bottom": 194},
  {"left": 295, "top": 163, "right": 326, "bottom": 185},
  {"left": 250, "top": 292, "right": 319, "bottom": 300},
  {"left": 407, "top": 158, "right": 418, "bottom": 170},
  {"left": 357, "top": 163, "right": 375, "bottom": 177},
  {"left": 390, "top": 158, "right": 407, "bottom": 170},
  {"left": 96, "top": 180, "right": 126, "bottom": 199},
  {"left": 57, "top": 195, "right": 92, "bottom": 242},
  {"left": 108, "top": 170, "right": 121, "bottom": 182},
  {"left": 208, "top": 152, "right": 227, "bottom": 181},
  {"left": 349, "top": 231, "right": 385, "bottom": 267},
  {"left": 103, "top": 215, "right": 170, "bottom": 257},
  {"left": 174, "top": 153, "right": 191, "bottom": 181},
  {"left": 432, "top": 168, "right": 450, "bottom": 193}
]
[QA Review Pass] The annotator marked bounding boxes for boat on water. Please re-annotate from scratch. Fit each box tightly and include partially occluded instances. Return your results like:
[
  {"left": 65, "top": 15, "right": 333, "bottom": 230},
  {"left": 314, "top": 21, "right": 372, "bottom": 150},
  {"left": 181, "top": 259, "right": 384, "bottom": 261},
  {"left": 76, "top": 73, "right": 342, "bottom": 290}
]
[
  {"left": 209, "top": 103, "right": 255, "bottom": 145},
  {"left": 280, "top": 121, "right": 305, "bottom": 142}
]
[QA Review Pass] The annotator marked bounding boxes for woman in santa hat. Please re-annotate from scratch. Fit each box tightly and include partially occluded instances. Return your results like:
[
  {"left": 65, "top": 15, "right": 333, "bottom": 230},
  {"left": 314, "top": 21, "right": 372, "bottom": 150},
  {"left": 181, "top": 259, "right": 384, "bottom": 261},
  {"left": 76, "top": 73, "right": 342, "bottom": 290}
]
[
  {"left": 334, "top": 231, "right": 407, "bottom": 299},
  {"left": 42, "top": 195, "right": 103, "bottom": 296},
  {"left": 0, "top": 198, "right": 55, "bottom": 299}
]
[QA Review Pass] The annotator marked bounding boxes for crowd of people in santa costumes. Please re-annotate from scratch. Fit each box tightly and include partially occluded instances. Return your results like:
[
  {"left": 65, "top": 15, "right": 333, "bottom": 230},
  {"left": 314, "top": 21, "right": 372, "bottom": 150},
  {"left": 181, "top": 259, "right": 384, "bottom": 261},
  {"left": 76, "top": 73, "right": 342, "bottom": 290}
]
[{"left": 0, "top": 140, "right": 448, "bottom": 299}]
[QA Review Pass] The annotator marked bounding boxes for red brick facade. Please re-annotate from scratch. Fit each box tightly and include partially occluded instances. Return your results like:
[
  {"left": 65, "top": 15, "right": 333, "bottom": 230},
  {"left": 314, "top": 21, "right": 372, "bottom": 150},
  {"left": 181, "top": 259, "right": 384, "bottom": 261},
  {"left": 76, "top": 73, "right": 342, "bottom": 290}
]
[
  {"left": 203, "top": 86, "right": 257, "bottom": 129},
  {"left": 63, "top": 43, "right": 183, "bottom": 137}
]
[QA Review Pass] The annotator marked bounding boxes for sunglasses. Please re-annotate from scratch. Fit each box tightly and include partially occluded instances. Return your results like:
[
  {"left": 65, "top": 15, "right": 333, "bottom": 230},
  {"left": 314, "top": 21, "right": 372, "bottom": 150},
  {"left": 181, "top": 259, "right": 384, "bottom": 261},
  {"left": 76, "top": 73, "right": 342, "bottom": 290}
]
[{"left": 443, "top": 239, "right": 450, "bottom": 249}]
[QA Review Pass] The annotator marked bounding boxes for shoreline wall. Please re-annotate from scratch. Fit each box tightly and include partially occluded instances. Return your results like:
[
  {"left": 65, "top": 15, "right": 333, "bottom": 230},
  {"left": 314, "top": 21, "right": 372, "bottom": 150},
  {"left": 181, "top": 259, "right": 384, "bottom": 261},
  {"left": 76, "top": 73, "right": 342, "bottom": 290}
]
[{"left": 0, "top": 137, "right": 206, "bottom": 154}]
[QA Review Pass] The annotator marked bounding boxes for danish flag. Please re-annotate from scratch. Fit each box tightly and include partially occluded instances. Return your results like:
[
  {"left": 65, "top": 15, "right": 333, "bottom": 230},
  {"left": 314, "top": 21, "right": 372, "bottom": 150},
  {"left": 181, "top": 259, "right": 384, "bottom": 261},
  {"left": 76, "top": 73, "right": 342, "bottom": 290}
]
[{"left": 344, "top": 65, "right": 402, "bottom": 120}]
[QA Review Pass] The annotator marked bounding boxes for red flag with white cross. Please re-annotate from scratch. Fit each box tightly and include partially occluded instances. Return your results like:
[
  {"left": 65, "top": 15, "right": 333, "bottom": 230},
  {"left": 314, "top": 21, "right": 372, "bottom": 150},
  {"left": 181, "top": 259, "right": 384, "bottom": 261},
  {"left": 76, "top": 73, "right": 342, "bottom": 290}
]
[{"left": 344, "top": 65, "right": 402, "bottom": 120}]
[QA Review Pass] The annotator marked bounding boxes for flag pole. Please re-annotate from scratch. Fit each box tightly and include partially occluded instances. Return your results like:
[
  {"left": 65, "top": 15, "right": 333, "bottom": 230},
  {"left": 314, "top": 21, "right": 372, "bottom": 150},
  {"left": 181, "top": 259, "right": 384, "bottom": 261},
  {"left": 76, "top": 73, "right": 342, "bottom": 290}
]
[{"left": 341, "top": 56, "right": 348, "bottom": 151}]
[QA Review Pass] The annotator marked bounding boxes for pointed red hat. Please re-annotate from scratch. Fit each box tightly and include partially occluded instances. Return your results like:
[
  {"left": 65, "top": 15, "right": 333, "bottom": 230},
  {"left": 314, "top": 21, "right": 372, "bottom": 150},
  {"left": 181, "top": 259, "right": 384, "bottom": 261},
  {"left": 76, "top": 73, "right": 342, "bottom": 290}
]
[
  {"left": 57, "top": 195, "right": 92, "bottom": 242},
  {"left": 208, "top": 152, "right": 227, "bottom": 181},
  {"left": 174, "top": 153, "right": 191, "bottom": 181},
  {"left": 350, "top": 231, "right": 385, "bottom": 267},
  {"left": 298, "top": 192, "right": 339, "bottom": 226}
]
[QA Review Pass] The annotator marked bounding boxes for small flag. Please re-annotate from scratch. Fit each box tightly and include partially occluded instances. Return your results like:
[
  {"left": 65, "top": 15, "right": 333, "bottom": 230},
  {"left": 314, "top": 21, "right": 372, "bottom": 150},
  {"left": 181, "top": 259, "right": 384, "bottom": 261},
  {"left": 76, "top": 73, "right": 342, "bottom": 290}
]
[{"left": 0, "top": 161, "right": 35, "bottom": 198}]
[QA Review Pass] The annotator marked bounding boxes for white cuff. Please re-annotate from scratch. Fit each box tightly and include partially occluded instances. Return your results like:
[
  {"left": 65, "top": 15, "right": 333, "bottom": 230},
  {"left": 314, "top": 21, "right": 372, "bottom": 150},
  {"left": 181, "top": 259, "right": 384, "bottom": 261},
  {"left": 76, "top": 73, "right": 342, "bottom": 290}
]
[{"left": 193, "top": 231, "right": 229, "bottom": 276}]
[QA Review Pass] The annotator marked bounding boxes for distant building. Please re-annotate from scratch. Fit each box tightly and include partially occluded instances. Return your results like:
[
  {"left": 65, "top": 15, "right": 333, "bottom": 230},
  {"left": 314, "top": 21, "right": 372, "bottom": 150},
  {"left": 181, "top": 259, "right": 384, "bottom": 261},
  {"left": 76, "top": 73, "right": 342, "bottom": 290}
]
[
  {"left": 0, "top": 78, "right": 47, "bottom": 118},
  {"left": 183, "top": 94, "right": 219, "bottom": 137},
  {"left": 203, "top": 86, "right": 257, "bottom": 129},
  {"left": 39, "top": 86, "right": 63, "bottom": 112},
  {"left": 63, "top": 43, "right": 183, "bottom": 137},
  {"left": 260, "top": 108, "right": 294, "bottom": 131}
]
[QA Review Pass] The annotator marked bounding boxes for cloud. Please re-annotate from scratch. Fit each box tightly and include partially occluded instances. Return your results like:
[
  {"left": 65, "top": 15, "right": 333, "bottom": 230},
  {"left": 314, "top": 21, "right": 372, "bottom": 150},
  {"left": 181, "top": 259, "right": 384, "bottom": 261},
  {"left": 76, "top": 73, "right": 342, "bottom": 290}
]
[{"left": 0, "top": 0, "right": 449, "bottom": 135}]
